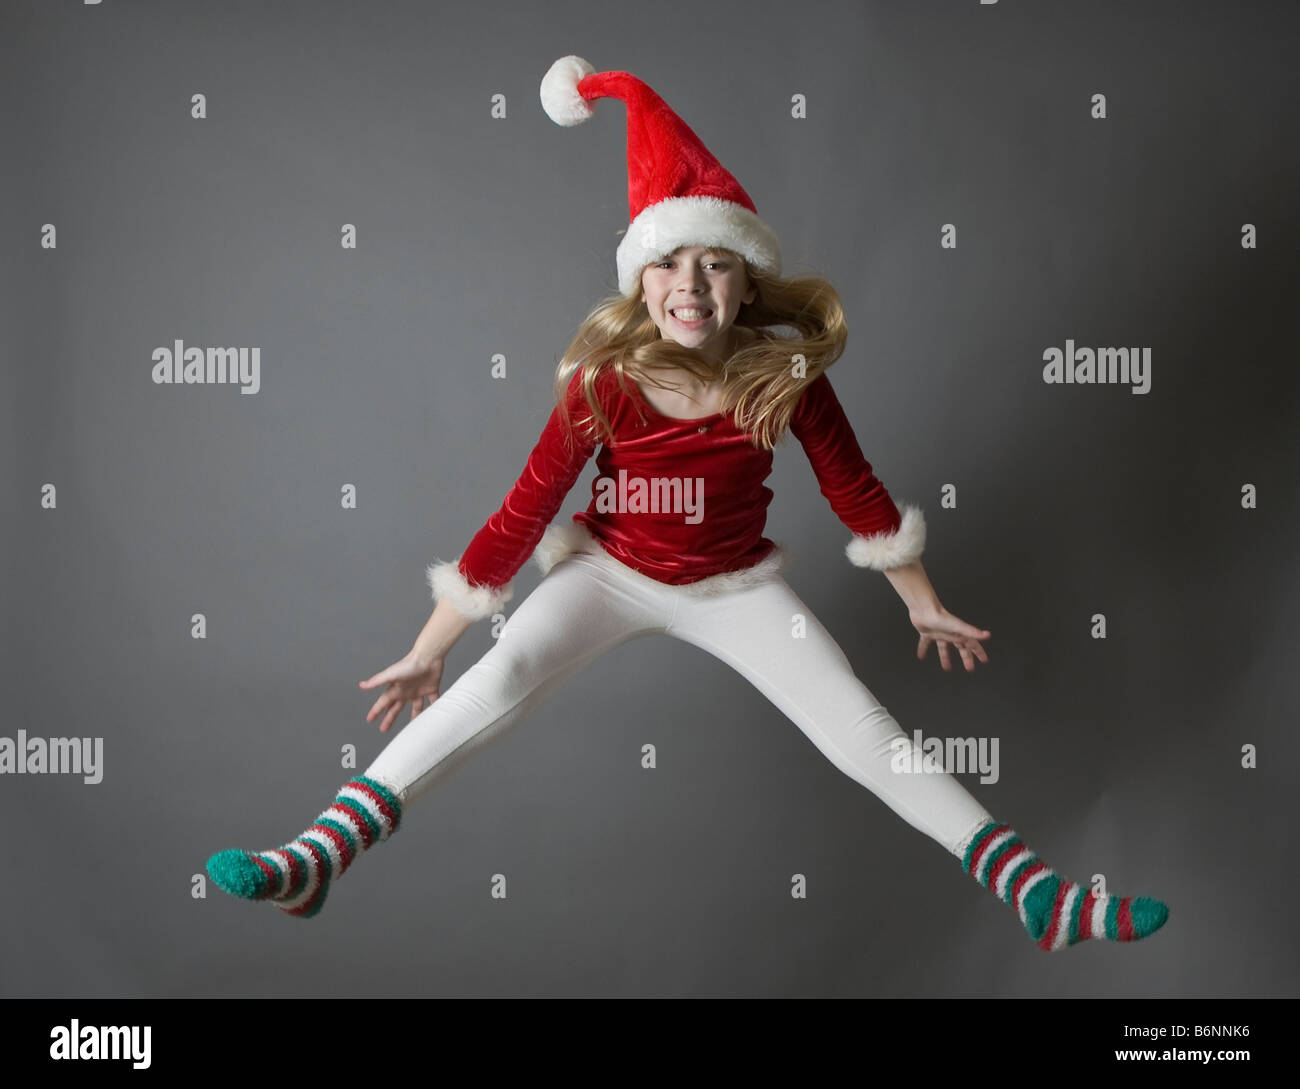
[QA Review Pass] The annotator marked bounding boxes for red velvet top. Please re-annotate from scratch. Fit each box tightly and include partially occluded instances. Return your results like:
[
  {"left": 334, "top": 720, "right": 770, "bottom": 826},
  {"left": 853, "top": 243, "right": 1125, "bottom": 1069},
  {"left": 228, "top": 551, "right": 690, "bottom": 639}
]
[{"left": 455, "top": 366, "right": 903, "bottom": 590}]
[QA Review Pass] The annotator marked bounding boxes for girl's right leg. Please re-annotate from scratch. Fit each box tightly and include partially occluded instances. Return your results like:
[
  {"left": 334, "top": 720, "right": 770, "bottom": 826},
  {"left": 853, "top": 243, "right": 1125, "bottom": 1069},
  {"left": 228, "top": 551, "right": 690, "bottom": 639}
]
[
  {"left": 205, "top": 550, "right": 672, "bottom": 917},
  {"left": 363, "top": 549, "right": 671, "bottom": 806}
]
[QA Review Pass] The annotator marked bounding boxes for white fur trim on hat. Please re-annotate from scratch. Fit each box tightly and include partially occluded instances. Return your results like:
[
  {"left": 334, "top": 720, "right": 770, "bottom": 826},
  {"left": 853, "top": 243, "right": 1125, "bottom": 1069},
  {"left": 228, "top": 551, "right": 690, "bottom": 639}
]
[
  {"left": 844, "top": 504, "right": 927, "bottom": 571},
  {"left": 531, "top": 520, "right": 789, "bottom": 594},
  {"left": 426, "top": 557, "right": 514, "bottom": 620},
  {"left": 540, "top": 55, "right": 597, "bottom": 127},
  {"left": 617, "top": 195, "right": 782, "bottom": 295}
]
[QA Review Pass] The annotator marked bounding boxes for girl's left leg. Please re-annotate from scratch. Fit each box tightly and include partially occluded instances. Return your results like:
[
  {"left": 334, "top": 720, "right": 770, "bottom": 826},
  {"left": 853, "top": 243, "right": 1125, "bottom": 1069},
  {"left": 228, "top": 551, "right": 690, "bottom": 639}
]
[{"left": 664, "top": 575, "right": 1169, "bottom": 951}]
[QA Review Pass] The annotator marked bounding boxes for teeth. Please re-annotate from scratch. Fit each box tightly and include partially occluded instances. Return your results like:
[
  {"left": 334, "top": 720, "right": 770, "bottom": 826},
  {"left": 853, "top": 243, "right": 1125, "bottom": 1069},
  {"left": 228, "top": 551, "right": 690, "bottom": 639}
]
[{"left": 672, "top": 308, "right": 710, "bottom": 320}]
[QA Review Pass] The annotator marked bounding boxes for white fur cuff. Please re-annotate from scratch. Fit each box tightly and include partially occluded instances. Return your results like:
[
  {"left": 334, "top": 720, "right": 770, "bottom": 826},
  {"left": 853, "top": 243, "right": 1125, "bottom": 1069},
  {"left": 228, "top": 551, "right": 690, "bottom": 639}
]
[
  {"left": 426, "top": 558, "right": 514, "bottom": 621},
  {"left": 844, "top": 504, "right": 927, "bottom": 571}
]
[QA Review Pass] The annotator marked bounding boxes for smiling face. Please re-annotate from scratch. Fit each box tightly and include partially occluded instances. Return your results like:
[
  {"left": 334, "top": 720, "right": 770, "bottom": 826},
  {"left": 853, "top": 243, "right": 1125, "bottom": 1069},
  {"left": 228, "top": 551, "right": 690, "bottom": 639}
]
[{"left": 639, "top": 245, "right": 757, "bottom": 364}]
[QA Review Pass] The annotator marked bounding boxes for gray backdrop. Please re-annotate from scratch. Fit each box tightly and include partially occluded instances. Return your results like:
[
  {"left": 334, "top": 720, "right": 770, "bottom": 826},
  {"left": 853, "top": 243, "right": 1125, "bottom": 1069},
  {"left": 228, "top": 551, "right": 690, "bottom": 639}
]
[{"left": 2, "top": 0, "right": 1296, "bottom": 998}]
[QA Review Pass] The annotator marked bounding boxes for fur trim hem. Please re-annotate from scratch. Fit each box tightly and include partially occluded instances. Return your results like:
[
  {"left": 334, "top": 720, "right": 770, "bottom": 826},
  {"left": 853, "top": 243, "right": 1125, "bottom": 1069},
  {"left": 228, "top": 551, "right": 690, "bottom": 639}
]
[
  {"left": 844, "top": 504, "right": 927, "bottom": 571},
  {"left": 532, "top": 522, "right": 599, "bottom": 577},
  {"left": 426, "top": 558, "right": 514, "bottom": 620},
  {"left": 532, "top": 520, "right": 789, "bottom": 595}
]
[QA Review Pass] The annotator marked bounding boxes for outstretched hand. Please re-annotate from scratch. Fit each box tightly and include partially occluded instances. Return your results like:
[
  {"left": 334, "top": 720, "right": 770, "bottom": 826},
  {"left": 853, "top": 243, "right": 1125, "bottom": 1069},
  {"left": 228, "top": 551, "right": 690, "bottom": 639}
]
[
  {"left": 908, "top": 603, "right": 991, "bottom": 673},
  {"left": 359, "top": 650, "right": 446, "bottom": 733}
]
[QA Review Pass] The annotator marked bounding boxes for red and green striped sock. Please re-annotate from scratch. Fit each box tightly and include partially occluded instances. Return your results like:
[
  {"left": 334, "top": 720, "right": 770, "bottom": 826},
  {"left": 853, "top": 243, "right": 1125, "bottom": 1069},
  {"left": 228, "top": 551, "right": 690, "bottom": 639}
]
[
  {"left": 959, "top": 820, "right": 1169, "bottom": 951},
  {"left": 206, "top": 775, "right": 402, "bottom": 918}
]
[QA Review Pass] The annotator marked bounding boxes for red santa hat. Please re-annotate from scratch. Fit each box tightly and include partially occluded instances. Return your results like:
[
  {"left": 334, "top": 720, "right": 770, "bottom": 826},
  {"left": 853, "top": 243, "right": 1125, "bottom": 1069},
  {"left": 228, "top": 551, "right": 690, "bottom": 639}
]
[{"left": 539, "top": 54, "right": 782, "bottom": 296}]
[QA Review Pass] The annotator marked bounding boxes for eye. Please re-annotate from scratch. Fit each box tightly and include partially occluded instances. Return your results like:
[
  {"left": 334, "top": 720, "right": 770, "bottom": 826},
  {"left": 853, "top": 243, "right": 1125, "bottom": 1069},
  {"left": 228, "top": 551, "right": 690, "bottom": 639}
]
[{"left": 652, "top": 258, "right": 727, "bottom": 272}]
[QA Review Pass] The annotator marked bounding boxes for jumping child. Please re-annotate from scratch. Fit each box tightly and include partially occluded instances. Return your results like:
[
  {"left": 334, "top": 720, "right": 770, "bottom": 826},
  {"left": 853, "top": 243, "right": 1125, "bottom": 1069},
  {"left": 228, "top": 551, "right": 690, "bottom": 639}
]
[{"left": 206, "top": 55, "right": 1169, "bottom": 952}]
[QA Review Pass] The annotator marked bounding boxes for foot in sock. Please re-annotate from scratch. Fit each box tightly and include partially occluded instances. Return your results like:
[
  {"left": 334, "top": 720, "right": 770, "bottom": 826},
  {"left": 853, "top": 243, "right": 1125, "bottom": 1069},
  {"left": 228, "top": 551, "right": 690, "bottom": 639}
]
[
  {"left": 960, "top": 820, "right": 1169, "bottom": 951},
  {"left": 206, "top": 775, "right": 402, "bottom": 918}
]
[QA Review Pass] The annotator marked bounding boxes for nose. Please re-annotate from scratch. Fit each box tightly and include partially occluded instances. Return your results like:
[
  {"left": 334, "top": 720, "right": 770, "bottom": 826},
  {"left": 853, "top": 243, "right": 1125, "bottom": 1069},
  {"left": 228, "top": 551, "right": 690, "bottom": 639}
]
[{"left": 673, "top": 263, "right": 707, "bottom": 293}]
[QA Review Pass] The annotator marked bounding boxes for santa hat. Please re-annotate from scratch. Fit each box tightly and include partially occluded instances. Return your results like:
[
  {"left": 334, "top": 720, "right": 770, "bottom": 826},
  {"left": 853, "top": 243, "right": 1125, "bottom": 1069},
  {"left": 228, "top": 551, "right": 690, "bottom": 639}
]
[{"left": 539, "top": 55, "right": 782, "bottom": 296}]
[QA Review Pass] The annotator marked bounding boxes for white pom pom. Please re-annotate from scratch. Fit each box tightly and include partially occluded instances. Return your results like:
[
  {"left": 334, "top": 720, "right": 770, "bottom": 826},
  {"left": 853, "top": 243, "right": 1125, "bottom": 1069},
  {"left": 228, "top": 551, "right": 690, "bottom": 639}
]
[{"left": 540, "top": 55, "right": 597, "bottom": 126}]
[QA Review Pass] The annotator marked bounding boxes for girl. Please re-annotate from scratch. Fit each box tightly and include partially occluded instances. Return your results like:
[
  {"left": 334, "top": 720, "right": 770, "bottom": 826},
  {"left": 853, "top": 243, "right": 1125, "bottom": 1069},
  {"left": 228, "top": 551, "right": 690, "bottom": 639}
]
[{"left": 206, "top": 55, "right": 1169, "bottom": 952}]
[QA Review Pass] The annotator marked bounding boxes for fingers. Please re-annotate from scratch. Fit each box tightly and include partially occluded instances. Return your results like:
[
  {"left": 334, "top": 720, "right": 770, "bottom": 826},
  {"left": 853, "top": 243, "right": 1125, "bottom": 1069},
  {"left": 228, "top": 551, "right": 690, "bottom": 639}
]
[
  {"left": 361, "top": 656, "right": 423, "bottom": 691},
  {"left": 940, "top": 619, "right": 991, "bottom": 643},
  {"left": 945, "top": 636, "right": 990, "bottom": 672},
  {"left": 359, "top": 666, "right": 395, "bottom": 690},
  {"left": 371, "top": 681, "right": 402, "bottom": 732},
  {"left": 920, "top": 633, "right": 990, "bottom": 672},
  {"left": 916, "top": 609, "right": 993, "bottom": 672},
  {"left": 952, "top": 618, "right": 991, "bottom": 642},
  {"left": 938, "top": 641, "right": 953, "bottom": 672},
  {"left": 368, "top": 683, "right": 444, "bottom": 731},
  {"left": 366, "top": 681, "right": 401, "bottom": 723}
]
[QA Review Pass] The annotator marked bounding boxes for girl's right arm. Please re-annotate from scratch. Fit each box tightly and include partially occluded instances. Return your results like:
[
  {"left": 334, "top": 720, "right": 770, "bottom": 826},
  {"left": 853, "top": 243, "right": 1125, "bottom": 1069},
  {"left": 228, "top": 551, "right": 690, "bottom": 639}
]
[
  {"left": 361, "top": 371, "right": 600, "bottom": 733},
  {"left": 412, "top": 595, "right": 475, "bottom": 661},
  {"left": 358, "top": 596, "right": 474, "bottom": 734}
]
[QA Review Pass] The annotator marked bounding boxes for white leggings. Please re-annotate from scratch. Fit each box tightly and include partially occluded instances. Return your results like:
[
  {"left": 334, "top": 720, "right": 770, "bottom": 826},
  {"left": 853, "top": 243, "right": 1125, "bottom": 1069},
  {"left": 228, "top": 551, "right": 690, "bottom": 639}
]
[{"left": 364, "top": 543, "right": 995, "bottom": 859}]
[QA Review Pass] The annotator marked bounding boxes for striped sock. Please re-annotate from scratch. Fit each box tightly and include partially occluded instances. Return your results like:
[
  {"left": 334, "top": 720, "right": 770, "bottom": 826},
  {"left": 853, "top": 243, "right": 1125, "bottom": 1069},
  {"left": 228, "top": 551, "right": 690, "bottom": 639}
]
[
  {"left": 206, "top": 775, "right": 402, "bottom": 918},
  {"left": 959, "top": 820, "right": 1169, "bottom": 951}
]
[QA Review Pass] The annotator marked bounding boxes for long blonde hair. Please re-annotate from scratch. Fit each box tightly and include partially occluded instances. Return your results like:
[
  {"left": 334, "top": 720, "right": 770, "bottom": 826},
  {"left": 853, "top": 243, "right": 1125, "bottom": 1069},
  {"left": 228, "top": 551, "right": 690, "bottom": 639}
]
[{"left": 552, "top": 252, "right": 849, "bottom": 452}]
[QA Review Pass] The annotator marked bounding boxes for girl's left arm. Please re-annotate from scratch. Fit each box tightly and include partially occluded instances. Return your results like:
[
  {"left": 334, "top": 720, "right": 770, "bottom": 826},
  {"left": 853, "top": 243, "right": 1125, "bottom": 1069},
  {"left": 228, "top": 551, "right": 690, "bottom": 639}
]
[
  {"left": 788, "top": 372, "right": 926, "bottom": 573},
  {"left": 881, "top": 558, "right": 940, "bottom": 612},
  {"left": 888, "top": 558, "right": 992, "bottom": 671},
  {"left": 790, "top": 373, "right": 990, "bottom": 671}
]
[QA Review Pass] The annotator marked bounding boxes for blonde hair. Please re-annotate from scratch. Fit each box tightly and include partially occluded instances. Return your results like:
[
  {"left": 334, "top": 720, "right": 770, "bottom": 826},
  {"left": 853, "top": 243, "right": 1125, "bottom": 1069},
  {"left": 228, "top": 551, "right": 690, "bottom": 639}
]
[{"left": 551, "top": 251, "right": 849, "bottom": 452}]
